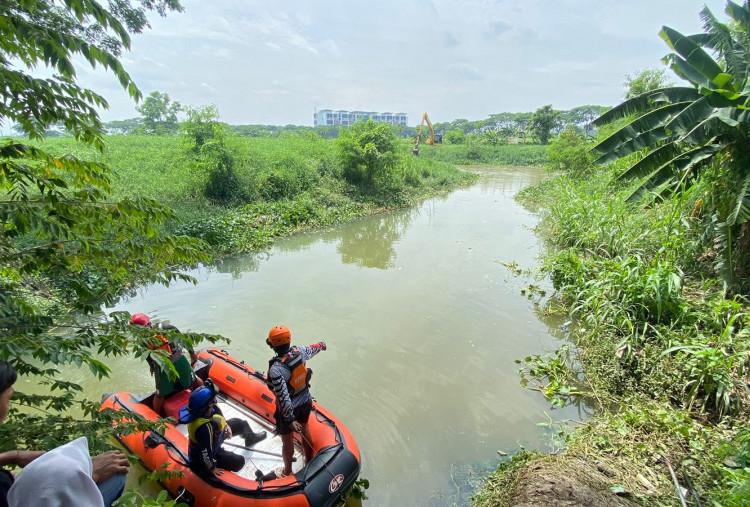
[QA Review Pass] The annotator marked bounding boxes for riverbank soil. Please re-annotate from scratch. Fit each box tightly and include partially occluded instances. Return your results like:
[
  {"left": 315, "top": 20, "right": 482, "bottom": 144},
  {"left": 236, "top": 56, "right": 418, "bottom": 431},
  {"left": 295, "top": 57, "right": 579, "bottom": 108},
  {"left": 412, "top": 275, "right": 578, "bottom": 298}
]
[
  {"left": 478, "top": 454, "right": 638, "bottom": 507},
  {"left": 507, "top": 457, "right": 636, "bottom": 507}
]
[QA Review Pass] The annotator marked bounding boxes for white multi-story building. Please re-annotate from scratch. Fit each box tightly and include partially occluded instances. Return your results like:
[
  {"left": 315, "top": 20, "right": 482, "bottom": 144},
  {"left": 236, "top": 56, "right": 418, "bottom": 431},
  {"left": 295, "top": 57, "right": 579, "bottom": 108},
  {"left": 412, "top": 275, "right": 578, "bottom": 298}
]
[{"left": 314, "top": 109, "right": 408, "bottom": 127}]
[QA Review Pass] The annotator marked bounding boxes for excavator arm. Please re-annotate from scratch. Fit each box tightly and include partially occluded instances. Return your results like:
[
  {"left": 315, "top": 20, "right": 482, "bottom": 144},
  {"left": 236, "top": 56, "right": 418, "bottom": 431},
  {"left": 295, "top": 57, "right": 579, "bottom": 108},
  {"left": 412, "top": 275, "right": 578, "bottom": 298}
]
[
  {"left": 423, "top": 113, "right": 436, "bottom": 145},
  {"left": 413, "top": 112, "right": 441, "bottom": 156}
]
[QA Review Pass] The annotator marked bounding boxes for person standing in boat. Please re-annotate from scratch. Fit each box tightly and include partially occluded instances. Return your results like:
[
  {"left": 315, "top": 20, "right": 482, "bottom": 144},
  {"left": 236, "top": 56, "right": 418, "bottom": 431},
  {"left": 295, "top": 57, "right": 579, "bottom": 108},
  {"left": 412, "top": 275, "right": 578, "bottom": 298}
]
[
  {"left": 129, "top": 313, "right": 203, "bottom": 415},
  {"left": 266, "top": 325, "right": 327, "bottom": 478},
  {"left": 178, "top": 381, "right": 266, "bottom": 478}
]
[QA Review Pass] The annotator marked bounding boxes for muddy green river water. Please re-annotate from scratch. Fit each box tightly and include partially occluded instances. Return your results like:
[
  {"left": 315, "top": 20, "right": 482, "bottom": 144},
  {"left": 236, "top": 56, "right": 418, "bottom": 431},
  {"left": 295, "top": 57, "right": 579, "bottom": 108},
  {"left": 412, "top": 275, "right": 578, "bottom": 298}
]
[{"left": 101, "top": 165, "right": 586, "bottom": 505}]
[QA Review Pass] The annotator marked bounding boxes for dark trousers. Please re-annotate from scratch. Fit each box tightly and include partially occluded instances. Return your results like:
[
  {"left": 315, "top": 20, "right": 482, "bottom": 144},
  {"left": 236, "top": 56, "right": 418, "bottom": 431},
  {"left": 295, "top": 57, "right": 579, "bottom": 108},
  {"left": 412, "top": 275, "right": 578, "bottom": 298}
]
[{"left": 191, "top": 418, "right": 251, "bottom": 476}]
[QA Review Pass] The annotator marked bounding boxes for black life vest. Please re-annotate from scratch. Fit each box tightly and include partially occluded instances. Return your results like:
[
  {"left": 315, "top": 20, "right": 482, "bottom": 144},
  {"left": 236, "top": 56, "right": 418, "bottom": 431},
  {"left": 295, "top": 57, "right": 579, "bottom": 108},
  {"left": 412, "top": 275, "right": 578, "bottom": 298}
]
[{"left": 269, "top": 346, "right": 311, "bottom": 397}]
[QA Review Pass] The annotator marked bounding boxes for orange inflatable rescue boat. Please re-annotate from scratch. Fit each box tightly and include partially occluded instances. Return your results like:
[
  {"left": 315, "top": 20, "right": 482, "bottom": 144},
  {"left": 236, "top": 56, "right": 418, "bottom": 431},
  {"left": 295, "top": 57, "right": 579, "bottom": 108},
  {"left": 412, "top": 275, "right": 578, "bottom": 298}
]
[{"left": 101, "top": 348, "right": 361, "bottom": 506}]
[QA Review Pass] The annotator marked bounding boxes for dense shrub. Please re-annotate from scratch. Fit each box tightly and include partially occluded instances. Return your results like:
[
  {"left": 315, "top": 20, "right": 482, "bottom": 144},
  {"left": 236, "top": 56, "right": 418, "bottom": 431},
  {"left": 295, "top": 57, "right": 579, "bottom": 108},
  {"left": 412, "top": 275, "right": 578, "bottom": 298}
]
[
  {"left": 546, "top": 126, "right": 593, "bottom": 176},
  {"left": 337, "top": 120, "right": 399, "bottom": 187}
]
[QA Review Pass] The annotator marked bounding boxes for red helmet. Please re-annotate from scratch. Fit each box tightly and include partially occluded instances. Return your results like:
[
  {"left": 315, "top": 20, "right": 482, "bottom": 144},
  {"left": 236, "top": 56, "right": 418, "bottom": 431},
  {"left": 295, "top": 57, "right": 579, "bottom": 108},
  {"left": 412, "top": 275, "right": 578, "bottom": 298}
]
[
  {"left": 267, "top": 325, "right": 291, "bottom": 347},
  {"left": 130, "top": 313, "right": 151, "bottom": 327}
]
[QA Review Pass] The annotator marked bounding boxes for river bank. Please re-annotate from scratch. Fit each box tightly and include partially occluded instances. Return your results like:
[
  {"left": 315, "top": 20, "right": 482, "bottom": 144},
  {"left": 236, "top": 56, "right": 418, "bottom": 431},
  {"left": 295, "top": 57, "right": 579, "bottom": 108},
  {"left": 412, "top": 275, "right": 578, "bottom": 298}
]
[{"left": 473, "top": 168, "right": 750, "bottom": 505}]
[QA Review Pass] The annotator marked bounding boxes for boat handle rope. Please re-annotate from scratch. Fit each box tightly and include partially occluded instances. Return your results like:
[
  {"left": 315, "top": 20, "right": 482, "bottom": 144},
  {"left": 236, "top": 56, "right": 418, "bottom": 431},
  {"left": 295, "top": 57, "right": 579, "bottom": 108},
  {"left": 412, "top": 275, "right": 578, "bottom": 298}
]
[
  {"left": 298, "top": 431, "right": 338, "bottom": 482},
  {"left": 143, "top": 431, "right": 190, "bottom": 468},
  {"left": 216, "top": 349, "right": 268, "bottom": 383}
]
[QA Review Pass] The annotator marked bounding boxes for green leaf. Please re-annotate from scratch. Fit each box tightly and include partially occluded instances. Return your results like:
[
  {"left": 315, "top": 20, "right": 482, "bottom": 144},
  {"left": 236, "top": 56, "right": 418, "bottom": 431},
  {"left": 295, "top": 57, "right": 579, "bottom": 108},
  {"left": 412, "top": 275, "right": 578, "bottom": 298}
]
[
  {"left": 590, "top": 103, "right": 689, "bottom": 157},
  {"left": 593, "top": 88, "right": 700, "bottom": 127},
  {"left": 660, "top": 26, "right": 724, "bottom": 82},
  {"left": 728, "top": 170, "right": 750, "bottom": 225}
]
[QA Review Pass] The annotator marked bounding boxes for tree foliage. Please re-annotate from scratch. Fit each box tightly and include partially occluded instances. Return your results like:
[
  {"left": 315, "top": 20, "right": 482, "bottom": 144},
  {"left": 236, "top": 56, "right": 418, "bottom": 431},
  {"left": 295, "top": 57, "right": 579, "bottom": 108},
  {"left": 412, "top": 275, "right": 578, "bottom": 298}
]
[
  {"left": 337, "top": 120, "right": 399, "bottom": 188},
  {"left": 181, "top": 105, "right": 243, "bottom": 203},
  {"left": 0, "top": 0, "right": 216, "bottom": 450},
  {"left": 181, "top": 104, "right": 226, "bottom": 153},
  {"left": 546, "top": 126, "right": 593, "bottom": 176},
  {"left": 136, "top": 91, "right": 182, "bottom": 134},
  {"left": 530, "top": 105, "right": 561, "bottom": 145},
  {"left": 444, "top": 129, "right": 466, "bottom": 145},
  {"left": 624, "top": 69, "right": 672, "bottom": 99}
]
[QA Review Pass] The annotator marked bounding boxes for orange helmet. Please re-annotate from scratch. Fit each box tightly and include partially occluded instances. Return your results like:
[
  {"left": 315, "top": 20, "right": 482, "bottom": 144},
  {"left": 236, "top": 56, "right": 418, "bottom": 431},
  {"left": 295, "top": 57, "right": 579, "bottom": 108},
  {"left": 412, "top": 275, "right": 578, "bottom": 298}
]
[{"left": 267, "top": 325, "right": 291, "bottom": 347}]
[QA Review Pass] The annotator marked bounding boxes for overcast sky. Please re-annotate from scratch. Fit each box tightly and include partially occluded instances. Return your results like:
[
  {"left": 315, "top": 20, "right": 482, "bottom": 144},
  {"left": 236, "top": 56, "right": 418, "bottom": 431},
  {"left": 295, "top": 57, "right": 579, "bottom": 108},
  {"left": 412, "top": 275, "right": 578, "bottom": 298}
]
[{"left": 82, "top": 0, "right": 728, "bottom": 127}]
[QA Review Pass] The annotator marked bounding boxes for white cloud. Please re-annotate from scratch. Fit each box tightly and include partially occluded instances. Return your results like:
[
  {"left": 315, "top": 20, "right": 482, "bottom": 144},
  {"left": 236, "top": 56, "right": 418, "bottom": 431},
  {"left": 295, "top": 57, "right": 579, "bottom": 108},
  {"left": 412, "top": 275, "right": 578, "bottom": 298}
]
[
  {"left": 200, "top": 82, "right": 219, "bottom": 94},
  {"left": 533, "top": 61, "right": 599, "bottom": 75}
]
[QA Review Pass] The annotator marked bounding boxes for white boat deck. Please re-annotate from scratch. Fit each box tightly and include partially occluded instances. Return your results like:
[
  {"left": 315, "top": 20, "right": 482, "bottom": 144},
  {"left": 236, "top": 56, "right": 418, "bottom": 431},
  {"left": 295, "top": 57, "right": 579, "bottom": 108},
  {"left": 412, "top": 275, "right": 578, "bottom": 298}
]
[{"left": 174, "top": 395, "right": 305, "bottom": 479}]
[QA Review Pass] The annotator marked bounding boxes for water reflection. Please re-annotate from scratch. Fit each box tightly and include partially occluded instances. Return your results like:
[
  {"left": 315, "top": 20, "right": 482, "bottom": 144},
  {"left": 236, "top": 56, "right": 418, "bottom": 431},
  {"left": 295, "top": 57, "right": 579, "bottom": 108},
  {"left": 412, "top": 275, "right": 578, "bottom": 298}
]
[
  {"left": 212, "top": 252, "right": 264, "bottom": 278},
  {"left": 337, "top": 211, "right": 412, "bottom": 269}
]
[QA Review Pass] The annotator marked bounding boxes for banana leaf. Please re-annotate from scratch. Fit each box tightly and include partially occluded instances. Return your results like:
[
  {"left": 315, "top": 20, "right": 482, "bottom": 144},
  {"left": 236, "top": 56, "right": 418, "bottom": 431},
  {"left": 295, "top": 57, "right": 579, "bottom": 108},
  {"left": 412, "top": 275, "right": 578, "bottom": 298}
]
[
  {"left": 593, "top": 127, "right": 670, "bottom": 165},
  {"left": 617, "top": 144, "right": 683, "bottom": 182},
  {"left": 718, "top": 107, "right": 750, "bottom": 124},
  {"left": 663, "top": 54, "right": 715, "bottom": 90},
  {"left": 728, "top": 170, "right": 750, "bottom": 225},
  {"left": 677, "top": 108, "right": 750, "bottom": 144},
  {"left": 626, "top": 145, "right": 721, "bottom": 202},
  {"left": 698, "top": 6, "right": 750, "bottom": 82},
  {"left": 593, "top": 87, "right": 700, "bottom": 127},
  {"left": 726, "top": 1, "right": 750, "bottom": 27},
  {"left": 664, "top": 96, "right": 715, "bottom": 135},
  {"left": 678, "top": 114, "right": 732, "bottom": 145},
  {"left": 699, "top": 6, "right": 733, "bottom": 53},
  {"left": 591, "top": 103, "right": 690, "bottom": 156},
  {"left": 660, "top": 26, "right": 724, "bottom": 81}
]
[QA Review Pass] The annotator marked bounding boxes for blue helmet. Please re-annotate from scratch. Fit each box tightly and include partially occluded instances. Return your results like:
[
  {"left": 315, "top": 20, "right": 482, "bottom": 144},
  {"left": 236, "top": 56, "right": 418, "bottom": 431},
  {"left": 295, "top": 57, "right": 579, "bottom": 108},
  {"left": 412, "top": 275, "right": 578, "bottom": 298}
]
[{"left": 178, "top": 381, "right": 218, "bottom": 423}]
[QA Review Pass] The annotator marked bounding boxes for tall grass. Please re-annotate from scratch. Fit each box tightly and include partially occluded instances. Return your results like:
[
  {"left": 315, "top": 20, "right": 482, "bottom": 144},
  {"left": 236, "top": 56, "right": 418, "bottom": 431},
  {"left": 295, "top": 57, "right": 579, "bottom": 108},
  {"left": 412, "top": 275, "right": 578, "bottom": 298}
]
[{"left": 511, "top": 165, "right": 750, "bottom": 504}]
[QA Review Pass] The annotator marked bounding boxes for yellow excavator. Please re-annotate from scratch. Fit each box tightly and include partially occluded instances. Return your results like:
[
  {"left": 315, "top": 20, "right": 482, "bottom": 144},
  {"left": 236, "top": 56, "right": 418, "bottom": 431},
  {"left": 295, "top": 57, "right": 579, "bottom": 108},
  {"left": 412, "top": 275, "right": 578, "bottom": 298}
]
[{"left": 413, "top": 112, "right": 442, "bottom": 155}]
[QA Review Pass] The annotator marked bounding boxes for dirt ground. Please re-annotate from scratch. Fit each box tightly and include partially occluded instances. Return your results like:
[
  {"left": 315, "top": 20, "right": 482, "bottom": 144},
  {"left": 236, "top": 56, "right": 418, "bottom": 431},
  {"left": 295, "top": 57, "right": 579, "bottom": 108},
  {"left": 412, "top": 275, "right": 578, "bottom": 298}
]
[{"left": 507, "top": 457, "right": 640, "bottom": 507}]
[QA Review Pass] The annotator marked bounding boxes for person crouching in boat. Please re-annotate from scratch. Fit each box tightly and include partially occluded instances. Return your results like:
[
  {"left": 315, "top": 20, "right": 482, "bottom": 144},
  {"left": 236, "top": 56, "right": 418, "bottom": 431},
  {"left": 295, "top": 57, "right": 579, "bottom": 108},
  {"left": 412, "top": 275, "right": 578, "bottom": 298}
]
[
  {"left": 130, "top": 313, "right": 203, "bottom": 415},
  {"left": 178, "top": 380, "right": 267, "bottom": 479},
  {"left": 266, "top": 325, "right": 327, "bottom": 478}
]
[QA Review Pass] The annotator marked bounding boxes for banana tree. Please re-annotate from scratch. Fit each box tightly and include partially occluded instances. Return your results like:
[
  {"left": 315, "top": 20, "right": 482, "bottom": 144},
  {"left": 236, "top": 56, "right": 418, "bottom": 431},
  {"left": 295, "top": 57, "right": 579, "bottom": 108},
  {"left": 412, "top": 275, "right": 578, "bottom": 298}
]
[{"left": 591, "top": 1, "right": 750, "bottom": 281}]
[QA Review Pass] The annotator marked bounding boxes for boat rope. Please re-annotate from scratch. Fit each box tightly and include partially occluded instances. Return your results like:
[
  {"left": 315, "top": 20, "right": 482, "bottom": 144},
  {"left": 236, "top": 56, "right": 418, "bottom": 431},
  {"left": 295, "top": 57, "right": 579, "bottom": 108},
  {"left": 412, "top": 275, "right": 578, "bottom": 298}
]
[
  {"left": 142, "top": 431, "right": 190, "bottom": 468},
  {"left": 299, "top": 412, "right": 337, "bottom": 481},
  {"left": 223, "top": 440, "right": 284, "bottom": 458}
]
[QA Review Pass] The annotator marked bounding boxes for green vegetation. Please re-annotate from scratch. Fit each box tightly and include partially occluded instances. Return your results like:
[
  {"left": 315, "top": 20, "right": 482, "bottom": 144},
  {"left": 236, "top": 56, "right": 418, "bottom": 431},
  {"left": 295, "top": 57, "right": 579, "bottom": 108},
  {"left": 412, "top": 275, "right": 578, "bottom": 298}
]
[
  {"left": 135, "top": 91, "right": 182, "bottom": 135},
  {"left": 416, "top": 143, "right": 548, "bottom": 166},
  {"left": 0, "top": 0, "right": 222, "bottom": 467},
  {"left": 592, "top": 3, "right": 750, "bottom": 291},
  {"left": 476, "top": 3, "right": 750, "bottom": 505},
  {"left": 545, "top": 126, "right": 593, "bottom": 176},
  {"left": 338, "top": 120, "right": 400, "bottom": 187},
  {"left": 530, "top": 105, "right": 561, "bottom": 145},
  {"left": 102, "top": 106, "right": 607, "bottom": 147},
  {"left": 33, "top": 131, "right": 476, "bottom": 255}
]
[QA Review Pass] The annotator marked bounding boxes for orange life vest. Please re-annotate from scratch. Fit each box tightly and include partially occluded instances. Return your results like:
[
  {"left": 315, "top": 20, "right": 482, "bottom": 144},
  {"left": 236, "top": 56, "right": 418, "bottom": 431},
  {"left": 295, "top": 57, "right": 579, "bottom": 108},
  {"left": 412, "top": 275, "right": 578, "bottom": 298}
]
[
  {"left": 269, "top": 346, "right": 310, "bottom": 397},
  {"left": 147, "top": 334, "right": 172, "bottom": 354}
]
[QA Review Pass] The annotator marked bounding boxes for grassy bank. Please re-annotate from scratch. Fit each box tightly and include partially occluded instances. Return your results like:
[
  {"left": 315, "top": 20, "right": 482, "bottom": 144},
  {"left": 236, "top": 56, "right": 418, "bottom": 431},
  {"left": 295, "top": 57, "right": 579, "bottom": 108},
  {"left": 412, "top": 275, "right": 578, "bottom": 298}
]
[
  {"left": 35, "top": 134, "right": 478, "bottom": 254},
  {"left": 410, "top": 142, "right": 548, "bottom": 166},
  {"left": 474, "top": 163, "right": 750, "bottom": 504}
]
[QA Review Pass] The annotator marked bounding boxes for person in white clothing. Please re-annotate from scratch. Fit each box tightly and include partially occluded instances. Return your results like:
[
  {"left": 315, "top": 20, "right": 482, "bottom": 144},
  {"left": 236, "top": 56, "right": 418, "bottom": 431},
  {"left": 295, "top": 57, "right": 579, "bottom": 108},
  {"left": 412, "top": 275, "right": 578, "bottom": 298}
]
[{"left": 8, "top": 437, "right": 105, "bottom": 507}]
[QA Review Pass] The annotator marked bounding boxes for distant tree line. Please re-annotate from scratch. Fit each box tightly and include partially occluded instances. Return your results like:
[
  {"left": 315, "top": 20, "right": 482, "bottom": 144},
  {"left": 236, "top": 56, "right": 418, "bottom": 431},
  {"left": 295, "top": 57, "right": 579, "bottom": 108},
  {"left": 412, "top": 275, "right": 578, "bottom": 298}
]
[{"left": 16, "top": 89, "right": 606, "bottom": 146}]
